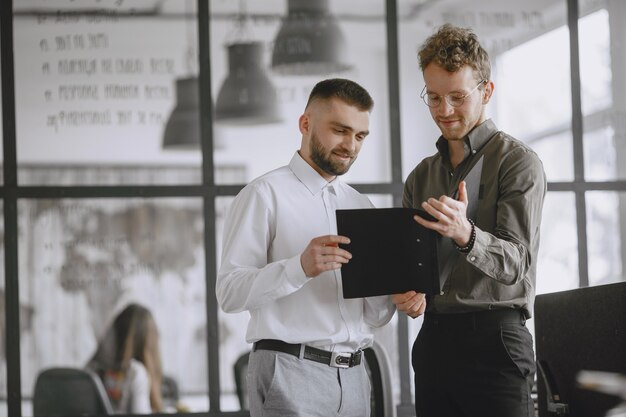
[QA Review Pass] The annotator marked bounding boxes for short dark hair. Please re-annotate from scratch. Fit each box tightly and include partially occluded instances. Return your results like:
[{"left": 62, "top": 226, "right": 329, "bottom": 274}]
[
  {"left": 305, "top": 78, "right": 374, "bottom": 112},
  {"left": 418, "top": 24, "right": 491, "bottom": 82}
]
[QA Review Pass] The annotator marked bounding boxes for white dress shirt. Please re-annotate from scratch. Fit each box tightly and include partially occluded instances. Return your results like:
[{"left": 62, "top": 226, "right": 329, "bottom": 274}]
[{"left": 217, "top": 152, "right": 395, "bottom": 352}]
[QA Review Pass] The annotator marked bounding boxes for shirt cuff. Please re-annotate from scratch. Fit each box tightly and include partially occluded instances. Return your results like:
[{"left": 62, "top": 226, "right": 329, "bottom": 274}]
[
  {"left": 283, "top": 255, "right": 309, "bottom": 288},
  {"left": 464, "top": 227, "right": 485, "bottom": 265}
]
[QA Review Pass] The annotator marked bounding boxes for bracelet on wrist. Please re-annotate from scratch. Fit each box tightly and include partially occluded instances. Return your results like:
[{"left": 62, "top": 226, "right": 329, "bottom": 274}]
[{"left": 455, "top": 218, "right": 476, "bottom": 253}]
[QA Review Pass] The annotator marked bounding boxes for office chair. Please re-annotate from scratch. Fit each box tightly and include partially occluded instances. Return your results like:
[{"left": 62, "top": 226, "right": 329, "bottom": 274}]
[
  {"left": 537, "top": 360, "right": 570, "bottom": 416},
  {"left": 161, "top": 374, "right": 181, "bottom": 410},
  {"left": 33, "top": 367, "right": 114, "bottom": 416},
  {"left": 363, "top": 340, "right": 394, "bottom": 417}
]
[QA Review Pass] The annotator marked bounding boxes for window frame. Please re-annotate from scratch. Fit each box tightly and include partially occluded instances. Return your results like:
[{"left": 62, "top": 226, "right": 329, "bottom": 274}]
[{"left": 2, "top": 0, "right": 625, "bottom": 416}]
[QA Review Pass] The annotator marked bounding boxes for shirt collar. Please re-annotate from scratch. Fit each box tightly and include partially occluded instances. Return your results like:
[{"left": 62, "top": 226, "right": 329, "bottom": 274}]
[
  {"left": 289, "top": 151, "right": 338, "bottom": 195},
  {"left": 435, "top": 118, "right": 498, "bottom": 160}
]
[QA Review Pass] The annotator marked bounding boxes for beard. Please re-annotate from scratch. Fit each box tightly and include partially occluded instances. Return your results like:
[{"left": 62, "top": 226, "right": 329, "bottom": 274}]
[{"left": 309, "top": 132, "right": 356, "bottom": 177}]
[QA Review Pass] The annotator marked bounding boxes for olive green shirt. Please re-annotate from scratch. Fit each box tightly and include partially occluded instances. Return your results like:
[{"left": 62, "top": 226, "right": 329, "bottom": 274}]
[{"left": 403, "top": 119, "right": 546, "bottom": 318}]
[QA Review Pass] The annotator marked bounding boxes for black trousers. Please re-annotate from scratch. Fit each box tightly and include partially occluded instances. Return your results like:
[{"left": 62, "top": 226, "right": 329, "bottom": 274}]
[{"left": 412, "top": 309, "right": 536, "bottom": 417}]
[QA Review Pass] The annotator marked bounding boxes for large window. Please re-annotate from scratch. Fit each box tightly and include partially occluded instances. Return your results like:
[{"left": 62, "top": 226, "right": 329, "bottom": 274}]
[
  {"left": 2, "top": 0, "right": 625, "bottom": 416},
  {"left": 13, "top": 10, "right": 202, "bottom": 185},
  {"left": 18, "top": 195, "right": 208, "bottom": 413},
  {"left": 4, "top": 0, "right": 401, "bottom": 415},
  {"left": 209, "top": 1, "right": 393, "bottom": 186}
]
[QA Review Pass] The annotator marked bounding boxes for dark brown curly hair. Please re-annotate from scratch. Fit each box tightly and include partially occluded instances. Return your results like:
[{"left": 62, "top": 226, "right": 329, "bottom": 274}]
[{"left": 418, "top": 24, "right": 491, "bottom": 82}]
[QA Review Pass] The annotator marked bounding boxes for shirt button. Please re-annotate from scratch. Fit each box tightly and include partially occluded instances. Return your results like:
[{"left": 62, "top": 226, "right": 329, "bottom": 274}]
[{"left": 469, "top": 256, "right": 476, "bottom": 262}]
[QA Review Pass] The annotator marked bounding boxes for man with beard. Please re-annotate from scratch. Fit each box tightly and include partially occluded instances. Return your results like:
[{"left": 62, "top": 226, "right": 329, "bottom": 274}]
[
  {"left": 392, "top": 24, "right": 546, "bottom": 417},
  {"left": 217, "top": 78, "right": 395, "bottom": 417}
]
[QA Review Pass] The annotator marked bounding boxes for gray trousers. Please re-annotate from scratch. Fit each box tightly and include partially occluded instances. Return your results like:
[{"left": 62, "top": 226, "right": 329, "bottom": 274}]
[{"left": 247, "top": 349, "right": 371, "bottom": 417}]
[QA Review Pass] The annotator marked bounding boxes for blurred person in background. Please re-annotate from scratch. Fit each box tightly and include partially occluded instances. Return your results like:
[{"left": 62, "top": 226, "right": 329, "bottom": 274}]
[{"left": 87, "top": 303, "right": 163, "bottom": 413}]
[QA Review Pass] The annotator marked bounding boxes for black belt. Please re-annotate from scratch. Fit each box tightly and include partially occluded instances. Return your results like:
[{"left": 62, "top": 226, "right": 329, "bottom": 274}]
[
  {"left": 424, "top": 309, "right": 526, "bottom": 330},
  {"left": 253, "top": 339, "right": 362, "bottom": 368}
]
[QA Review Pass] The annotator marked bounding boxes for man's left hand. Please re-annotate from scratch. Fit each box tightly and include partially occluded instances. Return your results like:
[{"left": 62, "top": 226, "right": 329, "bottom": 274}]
[{"left": 413, "top": 180, "right": 473, "bottom": 247}]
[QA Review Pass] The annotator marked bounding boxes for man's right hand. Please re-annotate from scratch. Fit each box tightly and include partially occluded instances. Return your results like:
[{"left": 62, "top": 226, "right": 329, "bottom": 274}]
[
  {"left": 392, "top": 291, "right": 427, "bottom": 318},
  {"left": 301, "top": 235, "right": 352, "bottom": 278}
]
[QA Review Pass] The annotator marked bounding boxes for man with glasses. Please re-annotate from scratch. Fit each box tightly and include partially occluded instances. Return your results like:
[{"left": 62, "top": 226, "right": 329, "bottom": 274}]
[{"left": 392, "top": 24, "right": 547, "bottom": 417}]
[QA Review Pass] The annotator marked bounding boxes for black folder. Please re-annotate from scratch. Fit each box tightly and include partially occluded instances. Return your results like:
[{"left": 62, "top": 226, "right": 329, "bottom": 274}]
[
  {"left": 337, "top": 155, "right": 484, "bottom": 298},
  {"left": 337, "top": 208, "right": 440, "bottom": 298}
]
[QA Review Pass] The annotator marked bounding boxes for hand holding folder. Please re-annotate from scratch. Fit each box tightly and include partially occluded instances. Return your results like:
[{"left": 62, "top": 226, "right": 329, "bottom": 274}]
[
  {"left": 336, "top": 208, "right": 440, "bottom": 298},
  {"left": 337, "top": 156, "right": 484, "bottom": 299}
]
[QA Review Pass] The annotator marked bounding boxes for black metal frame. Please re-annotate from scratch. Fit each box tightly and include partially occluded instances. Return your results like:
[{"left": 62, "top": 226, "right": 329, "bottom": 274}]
[
  {"left": 0, "top": 0, "right": 405, "bottom": 415},
  {"left": 2, "top": 0, "right": 625, "bottom": 416}
]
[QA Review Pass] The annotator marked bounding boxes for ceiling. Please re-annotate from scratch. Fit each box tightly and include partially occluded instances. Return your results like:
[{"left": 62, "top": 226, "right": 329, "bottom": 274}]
[
  {"left": 12, "top": 0, "right": 603, "bottom": 47},
  {"left": 11, "top": 0, "right": 574, "bottom": 20},
  {"left": 13, "top": 0, "right": 432, "bottom": 18}
]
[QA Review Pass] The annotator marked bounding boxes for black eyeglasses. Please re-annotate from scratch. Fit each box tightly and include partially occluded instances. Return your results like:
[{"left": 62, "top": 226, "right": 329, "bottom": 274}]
[{"left": 420, "top": 79, "right": 487, "bottom": 108}]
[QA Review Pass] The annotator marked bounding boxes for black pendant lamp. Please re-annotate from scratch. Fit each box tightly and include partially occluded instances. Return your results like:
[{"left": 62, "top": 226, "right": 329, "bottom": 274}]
[
  {"left": 162, "top": 76, "right": 201, "bottom": 149},
  {"left": 215, "top": 41, "right": 282, "bottom": 125},
  {"left": 271, "top": 0, "right": 352, "bottom": 76}
]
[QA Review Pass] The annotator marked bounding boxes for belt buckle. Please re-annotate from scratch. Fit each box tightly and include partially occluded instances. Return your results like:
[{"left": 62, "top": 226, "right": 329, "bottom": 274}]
[{"left": 330, "top": 352, "right": 352, "bottom": 368}]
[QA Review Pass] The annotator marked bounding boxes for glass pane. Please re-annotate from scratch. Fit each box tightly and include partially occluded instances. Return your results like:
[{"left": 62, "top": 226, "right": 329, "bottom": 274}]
[
  {"left": 579, "top": 8, "right": 611, "bottom": 116},
  {"left": 583, "top": 126, "right": 616, "bottom": 181},
  {"left": 529, "top": 130, "right": 574, "bottom": 182},
  {"left": 496, "top": 26, "right": 571, "bottom": 140},
  {"left": 537, "top": 192, "right": 579, "bottom": 294},
  {"left": 13, "top": 3, "right": 202, "bottom": 185},
  {"left": 580, "top": 3, "right": 626, "bottom": 181},
  {"left": 399, "top": 0, "right": 570, "bottom": 181},
  {"left": 210, "top": 0, "right": 392, "bottom": 185},
  {"left": 18, "top": 198, "right": 208, "bottom": 415},
  {"left": 586, "top": 191, "right": 625, "bottom": 286},
  {"left": 496, "top": 21, "right": 573, "bottom": 182}
]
